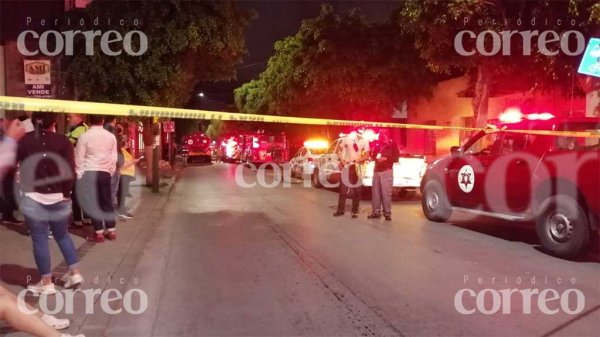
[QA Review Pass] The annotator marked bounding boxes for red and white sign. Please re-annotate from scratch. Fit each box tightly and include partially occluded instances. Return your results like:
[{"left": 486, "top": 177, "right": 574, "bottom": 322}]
[
  {"left": 24, "top": 60, "right": 51, "bottom": 85},
  {"left": 163, "top": 121, "right": 175, "bottom": 133}
]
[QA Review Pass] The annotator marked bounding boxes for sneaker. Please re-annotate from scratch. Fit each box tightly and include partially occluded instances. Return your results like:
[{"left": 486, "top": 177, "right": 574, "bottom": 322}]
[
  {"left": 61, "top": 273, "right": 84, "bottom": 289},
  {"left": 351, "top": 213, "right": 359, "bottom": 219},
  {"left": 41, "top": 313, "right": 70, "bottom": 330},
  {"left": 27, "top": 281, "right": 56, "bottom": 295},
  {"left": 104, "top": 231, "right": 117, "bottom": 241},
  {"left": 118, "top": 212, "right": 133, "bottom": 219},
  {"left": 367, "top": 213, "right": 381, "bottom": 219},
  {"left": 385, "top": 216, "right": 392, "bottom": 221},
  {"left": 2, "top": 216, "right": 22, "bottom": 225},
  {"left": 333, "top": 211, "right": 344, "bottom": 217},
  {"left": 87, "top": 234, "right": 105, "bottom": 243}
]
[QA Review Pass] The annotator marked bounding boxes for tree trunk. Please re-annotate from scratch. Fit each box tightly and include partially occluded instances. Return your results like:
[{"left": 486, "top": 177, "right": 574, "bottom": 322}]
[{"left": 471, "top": 62, "right": 492, "bottom": 128}]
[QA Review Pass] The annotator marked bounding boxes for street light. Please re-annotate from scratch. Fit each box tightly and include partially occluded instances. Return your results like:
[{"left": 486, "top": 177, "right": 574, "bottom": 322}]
[{"left": 198, "top": 92, "right": 205, "bottom": 98}]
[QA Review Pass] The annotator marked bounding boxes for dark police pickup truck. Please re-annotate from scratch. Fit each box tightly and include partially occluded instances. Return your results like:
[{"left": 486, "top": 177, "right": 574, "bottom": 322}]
[{"left": 421, "top": 113, "right": 599, "bottom": 259}]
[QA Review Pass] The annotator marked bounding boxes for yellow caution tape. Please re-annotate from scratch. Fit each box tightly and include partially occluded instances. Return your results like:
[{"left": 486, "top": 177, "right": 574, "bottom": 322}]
[{"left": 0, "top": 96, "right": 598, "bottom": 138}]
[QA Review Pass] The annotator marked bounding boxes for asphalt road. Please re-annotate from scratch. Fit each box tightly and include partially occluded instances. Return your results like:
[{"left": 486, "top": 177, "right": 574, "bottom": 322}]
[{"left": 106, "top": 163, "right": 599, "bottom": 337}]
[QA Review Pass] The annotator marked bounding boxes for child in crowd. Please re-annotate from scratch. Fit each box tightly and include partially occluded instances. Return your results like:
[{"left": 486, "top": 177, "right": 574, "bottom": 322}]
[{"left": 117, "top": 134, "right": 141, "bottom": 219}]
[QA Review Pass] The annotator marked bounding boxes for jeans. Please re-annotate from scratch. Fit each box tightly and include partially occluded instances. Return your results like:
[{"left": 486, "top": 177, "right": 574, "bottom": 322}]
[
  {"left": 111, "top": 171, "right": 121, "bottom": 206},
  {"left": 71, "top": 179, "right": 84, "bottom": 222},
  {"left": 337, "top": 164, "right": 361, "bottom": 213},
  {"left": 77, "top": 171, "right": 116, "bottom": 232},
  {"left": 371, "top": 169, "right": 393, "bottom": 216},
  {"left": 1, "top": 168, "right": 17, "bottom": 219},
  {"left": 117, "top": 175, "right": 134, "bottom": 212},
  {"left": 21, "top": 197, "right": 79, "bottom": 277}
]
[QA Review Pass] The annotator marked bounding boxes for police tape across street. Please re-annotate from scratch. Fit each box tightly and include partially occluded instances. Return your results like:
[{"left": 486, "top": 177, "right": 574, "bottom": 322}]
[{"left": 1, "top": 96, "right": 599, "bottom": 139}]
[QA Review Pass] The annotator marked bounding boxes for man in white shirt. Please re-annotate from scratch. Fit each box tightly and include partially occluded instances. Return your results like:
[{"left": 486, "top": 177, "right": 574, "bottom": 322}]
[
  {"left": 334, "top": 129, "right": 370, "bottom": 218},
  {"left": 75, "top": 115, "right": 118, "bottom": 242}
]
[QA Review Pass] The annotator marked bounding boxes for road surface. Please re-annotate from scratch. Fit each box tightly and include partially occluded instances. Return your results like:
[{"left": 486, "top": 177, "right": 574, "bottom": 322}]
[{"left": 102, "top": 163, "right": 599, "bottom": 337}]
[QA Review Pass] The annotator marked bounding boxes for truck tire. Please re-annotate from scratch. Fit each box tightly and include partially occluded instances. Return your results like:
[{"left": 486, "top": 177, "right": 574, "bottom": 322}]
[
  {"left": 312, "top": 169, "right": 322, "bottom": 188},
  {"left": 536, "top": 195, "right": 590, "bottom": 259},
  {"left": 421, "top": 180, "right": 452, "bottom": 222}
]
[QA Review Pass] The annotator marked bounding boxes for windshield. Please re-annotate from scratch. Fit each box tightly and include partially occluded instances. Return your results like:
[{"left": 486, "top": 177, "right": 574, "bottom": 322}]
[{"left": 462, "top": 131, "right": 503, "bottom": 155}]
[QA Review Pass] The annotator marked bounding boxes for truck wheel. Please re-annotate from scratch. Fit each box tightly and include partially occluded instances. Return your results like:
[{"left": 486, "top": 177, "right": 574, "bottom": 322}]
[
  {"left": 312, "top": 169, "right": 322, "bottom": 188},
  {"left": 421, "top": 180, "right": 452, "bottom": 222},
  {"left": 536, "top": 195, "right": 590, "bottom": 259}
]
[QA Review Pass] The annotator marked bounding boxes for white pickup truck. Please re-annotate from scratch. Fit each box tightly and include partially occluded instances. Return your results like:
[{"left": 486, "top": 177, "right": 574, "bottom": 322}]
[{"left": 311, "top": 137, "right": 427, "bottom": 197}]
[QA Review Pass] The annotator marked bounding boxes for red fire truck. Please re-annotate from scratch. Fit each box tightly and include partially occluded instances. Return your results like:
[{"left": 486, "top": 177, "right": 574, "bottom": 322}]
[
  {"left": 181, "top": 132, "right": 213, "bottom": 166},
  {"left": 240, "top": 130, "right": 288, "bottom": 165},
  {"left": 217, "top": 132, "right": 243, "bottom": 162}
]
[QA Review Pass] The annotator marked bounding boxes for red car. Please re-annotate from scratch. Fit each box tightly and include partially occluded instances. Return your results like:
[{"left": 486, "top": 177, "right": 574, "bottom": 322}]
[
  {"left": 181, "top": 132, "right": 213, "bottom": 165},
  {"left": 421, "top": 111, "right": 599, "bottom": 259}
]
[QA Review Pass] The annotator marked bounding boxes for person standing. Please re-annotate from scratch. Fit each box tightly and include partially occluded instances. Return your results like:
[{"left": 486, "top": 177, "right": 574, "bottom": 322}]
[
  {"left": 66, "top": 114, "right": 88, "bottom": 227},
  {"left": 0, "top": 121, "right": 21, "bottom": 225},
  {"left": 333, "top": 129, "right": 370, "bottom": 218},
  {"left": 103, "top": 116, "right": 122, "bottom": 208},
  {"left": 367, "top": 129, "right": 399, "bottom": 221},
  {"left": 0, "top": 119, "right": 25, "bottom": 179},
  {"left": 16, "top": 112, "right": 83, "bottom": 294},
  {"left": 0, "top": 119, "right": 25, "bottom": 225},
  {"left": 18, "top": 112, "right": 35, "bottom": 133},
  {"left": 75, "top": 115, "right": 118, "bottom": 242},
  {"left": 116, "top": 134, "right": 140, "bottom": 219}
]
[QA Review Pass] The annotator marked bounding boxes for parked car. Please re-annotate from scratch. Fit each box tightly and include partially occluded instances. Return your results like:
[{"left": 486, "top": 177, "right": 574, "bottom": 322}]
[
  {"left": 289, "top": 139, "right": 328, "bottom": 178},
  {"left": 312, "top": 136, "right": 427, "bottom": 197},
  {"left": 420, "top": 112, "right": 599, "bottom": 259}
]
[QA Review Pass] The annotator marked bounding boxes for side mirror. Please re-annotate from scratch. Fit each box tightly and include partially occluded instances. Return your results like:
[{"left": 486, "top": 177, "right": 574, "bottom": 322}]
[{"left": 450, "top": 146, "right": 463, "bottom": 157}]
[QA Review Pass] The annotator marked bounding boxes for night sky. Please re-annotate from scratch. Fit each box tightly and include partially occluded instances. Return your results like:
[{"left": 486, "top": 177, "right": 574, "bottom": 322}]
[{"left": 196, "top": 1, "right": 400, "bottom": 108}]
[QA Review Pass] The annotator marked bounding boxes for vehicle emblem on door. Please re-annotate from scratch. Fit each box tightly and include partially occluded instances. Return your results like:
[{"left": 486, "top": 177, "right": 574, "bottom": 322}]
[{"left": 458, "top": 165, "right": 475, "bottom": 193}]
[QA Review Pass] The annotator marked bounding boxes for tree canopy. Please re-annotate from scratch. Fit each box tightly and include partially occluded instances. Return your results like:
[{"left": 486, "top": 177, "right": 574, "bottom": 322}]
[
  {"left": 63, "top": 0, "right": 254, "bottom": 107},
  {"left": 235, "top": 4, "right": 436, "bottom": 121},
  {"left": 395, "top": 0, "right": 599, "bottom": 127}
]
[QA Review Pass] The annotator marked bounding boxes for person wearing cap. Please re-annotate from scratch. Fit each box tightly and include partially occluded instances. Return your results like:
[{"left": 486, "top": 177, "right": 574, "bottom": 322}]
[
  {"left": 333, "top": 128, "right": 370, "bottom": 218},
  {"left": 367, "top": 129, "right": 399, "bottom": 221}
]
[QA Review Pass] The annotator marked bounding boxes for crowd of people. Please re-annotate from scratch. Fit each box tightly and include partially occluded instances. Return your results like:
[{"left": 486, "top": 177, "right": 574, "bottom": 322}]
[{"left": 0, "top": 112, "right": 142, "bottom": 337}]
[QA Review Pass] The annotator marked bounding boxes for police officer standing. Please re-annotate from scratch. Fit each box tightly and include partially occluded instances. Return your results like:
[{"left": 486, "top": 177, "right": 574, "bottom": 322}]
[
  {"left": 367, "top": 129, "right": 399, "bottom": 221},
  {"left": 333, "top": 128, "right": 370, "bottom": 218}
]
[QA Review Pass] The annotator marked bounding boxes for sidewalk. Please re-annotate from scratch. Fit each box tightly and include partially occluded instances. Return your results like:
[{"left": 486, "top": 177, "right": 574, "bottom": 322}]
[{"left": 0, "top": 169, "right": 179, "bottom": 337}]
